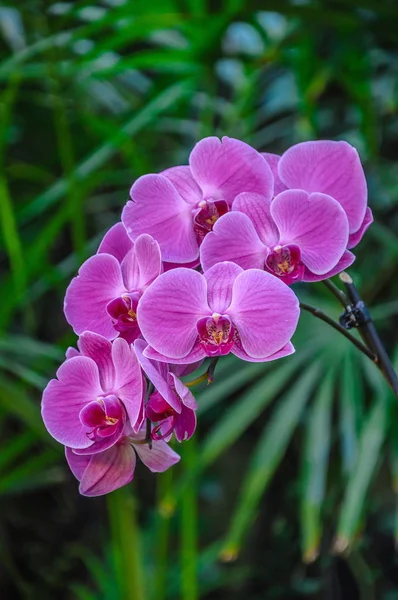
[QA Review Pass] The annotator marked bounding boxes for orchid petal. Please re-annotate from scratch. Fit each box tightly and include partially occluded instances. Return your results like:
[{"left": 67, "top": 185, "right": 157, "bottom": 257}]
[
  {"left": 78, "top": 332, "right": 115, "bottom": 392},
  {"left": 278, "top": 140, "right": 367, "bottom": 232},
  {"left": 232, "top": 341, "right": 295, "bottom": 362},
  {"left": 228, "top": 269, "right": 299, "bottom": 359},
  {"left": 233, "top": 192, "right": 279, "bottom": 246},
  {"left": 162, "top": 165, "right": 202, "bottom": 205},
  {"left": 347, "top": 207, "right": 373, "bottom": 249},
  {"left": 168, "top": 372, "right": 197, "bottom": 410},
  {"left": 271, "top": 190, "right": 349, "bottom": 274},
  {"left": 123, "top": 174, "right": 198, "bottom": 263},
  {"left": 261, "top": 153, "right": 287, "bottom": 196},
  {"left": 134, "top": 438, "right": 180, "bottom": 472},
  {"left": 204, "top": 261, "right": 243, "bottom": 313},
  {"left": 200, "top": 212, "right": 267, "bottom": 272},
  {"left": 301, "top": 250, "right": 355, "bottom": 282},
  {"left": 121, "top": 234, "right": 162, "bottom": 292},
  {"left": 42, "top": 356, "right": 102, "bottom": 448},
  {"left": 143, "top": 344, "right": 207, "bottom": 365},
  {"left": 98, "top": 222, "right": 134, "bottom": 262},
  {"left": 64, "top": 254, "right": 125, "bottom": 339},
  {"left": 189, "top": 136, "right": 274, "bottom": 206},
  {"left": 112, "top": 338, "right": 144, "bottom": 430},
  {"left": 137, "top": 268, "right": 208, "bottom": 359},
  {"left": 174, "top": 405, "right": 197, "bottom": 442}
]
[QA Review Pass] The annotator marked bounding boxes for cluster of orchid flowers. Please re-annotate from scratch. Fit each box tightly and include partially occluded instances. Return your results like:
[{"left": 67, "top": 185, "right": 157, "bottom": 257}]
[{"left": 41, "top": 137, "right": 372, "bottom": 496}]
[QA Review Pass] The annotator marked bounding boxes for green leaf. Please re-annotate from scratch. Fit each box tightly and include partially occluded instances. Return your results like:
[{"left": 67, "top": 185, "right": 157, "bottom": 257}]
[
  {"left": 220, "top": 361, "right": 322, "bottom": 559},
  {"left": 339, "top": 350, "right": 363, "bottom": 476},
  {"left": 335, "top": 391, "right": 388, "bottom": 552},
  {"left": 300, "top": 369, "right": 335, "bottom": 563}
]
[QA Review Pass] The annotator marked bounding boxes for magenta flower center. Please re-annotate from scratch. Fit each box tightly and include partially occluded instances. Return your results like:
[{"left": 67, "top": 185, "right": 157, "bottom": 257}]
[
  {"left": 106, "top": 293, "right": 140, "bottom": 342},
  {"left": 79, "top": 394, "right": 123, "bottom": 441},
  {"left": 197, "top": 313, "right": 235, "bottom": 356},
  {"left": 265, "top": 244, "right": 304, "bottom": 284},
  {"left": 146, "top": 391, "right": 176, "bottom": 440},
  {"left": 193, "top": 199, "right": 229, "bottom": 243}
]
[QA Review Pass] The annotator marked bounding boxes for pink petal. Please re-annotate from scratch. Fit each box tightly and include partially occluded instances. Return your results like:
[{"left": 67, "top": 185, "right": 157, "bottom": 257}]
[
  {"left": 137, "top": 269, "right": 208, "bottom": 360},
  {"left": 163, "top": 258, "right": 200, "bottom": 271},
  {"left": 204, "top": 261, "right": 243, "bottom": 314},
  {"left": 121, "top": 234, "right": 162, "bottom": 292},
  {"left": 171, "top": 361, "right": 204, "bottom": 377},
  {"left": 78, "top": 332, "right": 115, "bottom": 392},
  {"left": 261, "top": 153, "right": 287, "bottom": 196},
  {"left": 232, "top": 341, "right": 295, "bottom": 362},
  {"left": 66, "top": 347, "right": 80, "bottom": 359},
  {"left": 122, "top": 174, "right": 198, "bottom": 263},
  {"left": 134, "top": 339, "right": 181, "bottom": 413},
  {"left": 200, "top": 212, "right": 267, "bottom": 272},
  {"left": 189, "top": 136, "right": 274, "bottom": 206},
  {"left": 228, "top": 269, "right": 299, "bottom": 359},
  {"left": 98, "top": 222, "right": 134, "bottom": 262},
  {"left": 112, "top": 338, "right": 144, "bottom": 430},
  {"left": 168, "top": 372, "right": 197, "bottom": 410},
  {"left": 347, "top": 207, "right": 373, "bottom": 249},
  {"left": 174, "top": 405, "right": 197, "bottom": 442},
  {"left": 278, "top": 140, "right": 367, "bottom": 233},
  {"left": 144, "top": 344, "right": 207, "bottom": 365},
  {"left": 42, "top": 356, "right": 102, "bottom": 448},
  {"left": 134, "top": 437, "right": 180, "bottom": 472},
  {"left": 302, "top": 250, "right": 355, "bottom": 282},
  {"left": 270, "top": 190, "right": 349, "bottom": 274},
  {"left": 162, "top": 166, "right": 202, "bottom": 205},
  {"left": 67, "top": 443, "right": 136, "bottom": 497},
  {"left": 232, "top": 192, "right": 279, "bottom": 246},
  {"left": 65, "top": 447, "right": 89, "bottom": 480},
  {"left": 64, "top": 254, "right": 125, "bottom": 340}
]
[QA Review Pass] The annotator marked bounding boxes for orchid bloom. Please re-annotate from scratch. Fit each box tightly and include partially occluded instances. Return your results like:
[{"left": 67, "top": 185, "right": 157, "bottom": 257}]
[
  {"left": 64, "top": 231, "right": 162, "bottom": 342},
  {"left": 65, "top": 425, "right": 180, "bottom": 497},
  {"left": 41, "top": 332, "right": 145, "bottom": 453},
  {"left": 121, "top": 137, "right": 274, "bottom": 264},
  {"left": 262, "top": 140, "right": 373, "bottom": 249},
  {"left": 137, "top": 262, "right": 299, "bottom": 364},
  {"left": 200, "top": 189, "right": 350, "bottom": 283},
  {"left": 135, "top": 339, "right": 197, "bottom": 442}
]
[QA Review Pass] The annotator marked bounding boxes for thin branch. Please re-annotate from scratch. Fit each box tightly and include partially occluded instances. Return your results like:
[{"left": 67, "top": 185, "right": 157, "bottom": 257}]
[
  {"left": 300, "top": 302, "right": 377, "bottom": 362},
  {"left": 322, "top": 279, "right": 349, "bottom": 308},
  {"left": 339, "top": 272, "right": 398, "bottom": 397}
]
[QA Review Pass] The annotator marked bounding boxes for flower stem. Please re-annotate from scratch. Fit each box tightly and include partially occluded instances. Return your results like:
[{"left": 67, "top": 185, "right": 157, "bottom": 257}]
[
  {"left": 154, "top": 468, "right": 174, "bottom": 600},
  {"left": 180, "top": 436, "right": 198, "bottom": 600},
  {"left": 107, "top": 487, "right": 146, "bottom": 600},
  {"left": 300, "top": 302, "right": 376, "bottom": 362}
]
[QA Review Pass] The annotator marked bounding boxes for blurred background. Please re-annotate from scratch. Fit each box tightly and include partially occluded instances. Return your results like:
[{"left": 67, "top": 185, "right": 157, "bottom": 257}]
[{"left": 1, "top": 0, "right": 398, "bottom": 598}]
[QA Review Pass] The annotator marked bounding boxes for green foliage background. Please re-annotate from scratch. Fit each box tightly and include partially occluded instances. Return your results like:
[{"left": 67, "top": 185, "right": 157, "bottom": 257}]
[{"left": 1, "top": 1, "right": 398, "bottom": 598}]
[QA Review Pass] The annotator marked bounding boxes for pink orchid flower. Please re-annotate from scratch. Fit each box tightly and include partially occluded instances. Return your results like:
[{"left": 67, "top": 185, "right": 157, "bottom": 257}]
[
  {"left": 41, "top": 332, "right": 145, "bottom": 452},
  {"left": 64, "top": 232, "right": 162, "bottom": 342},
  {"left": 121, "top": 137, "right": 274, "bottom": 264},
  {"left": 200, "top": 189, "right": 350, "bottom": 283},
  {"left": 262, "top": 140, "right": 373, "bottom": 249},
  {"left": 137, "top": 261, "right": 299, "bottom": 364},
  {"left": 65, "top": 425, "right": 180, "bottom": 497},
  {"left": 135, "top": 339, "right": 197, "bottom": 442}
]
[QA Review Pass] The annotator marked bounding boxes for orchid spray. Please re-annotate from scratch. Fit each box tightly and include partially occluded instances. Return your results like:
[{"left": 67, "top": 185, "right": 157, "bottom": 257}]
[{"left": 41, "top": 136, "right": 398, "bottom": 497}]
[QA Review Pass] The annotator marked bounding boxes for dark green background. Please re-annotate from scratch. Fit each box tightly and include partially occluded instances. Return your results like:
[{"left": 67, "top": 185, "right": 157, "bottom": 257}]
[{"left": 1, "top": 1, "right": 398, "bottom": 598}]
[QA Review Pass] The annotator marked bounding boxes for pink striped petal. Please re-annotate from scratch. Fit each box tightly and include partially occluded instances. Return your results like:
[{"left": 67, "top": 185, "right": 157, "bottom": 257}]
[
  {"left": 174, "top": 405, "right": 197, "bottom": 442},
  {"left": 232, "top": 341, "right": 295, "bottom": 362},
  {"left": 204, "top": 261, "right": 243, "bottom": 314},
  {"left": 134, "top": 437, "right": 180, "bottom": 472},
  {"left": 261, "top": 152, "right": 288, "bottom": 196},
  {"left": 233, "top": 192, "right": 279, "bottom": 246},
  {"left": 143, "top": 344, "right": 207, "bottom": 365},
  {"left": 64, "top": 254, "right": 125, "bottom": 340},
  {"left": 112, "top": 338, "right": 144, "bottom": 430},
  {"left": 123, "top": 174, "right": 198, "bottom": 263},
  {"left": 302, "top": 250, "right": 355, "bottom": 282},
  {"left": 120, "top": 234, "right": 162, "bottom": 292},
  {"left": 162, "top": 166, "right": 202, "bottom": 205},
  {"left": 228, "top": 269, "right": 299, "bottom": 359},
  {"left": 278, "top": 140, "right": 367, "bottom": 233},
  {"left": 42, "top": 356, "right": 102, "bottom": 449},
  {"left": 189, "top": 136, "right": 274, "bottom": 206},
  {"left": 78, "top": 332, "right": 115, "bottom": 392},
  {"left": 137, "top": 269, "right": 208, "bottom": 360},
  {"left": 200, "top": 212, "right": 267, "bottom": 272},
  {"left": 347, "top": 207, "right": 373, "bottom": 249},
  {"left": 271, "top": 190, "right": 349, "bottom": 274},
  {"left": 98, "top": 222, "right": 133, "bottom": 262},
  {"left": 66, "top": 443, "right": 136, "bottom": 496}
]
